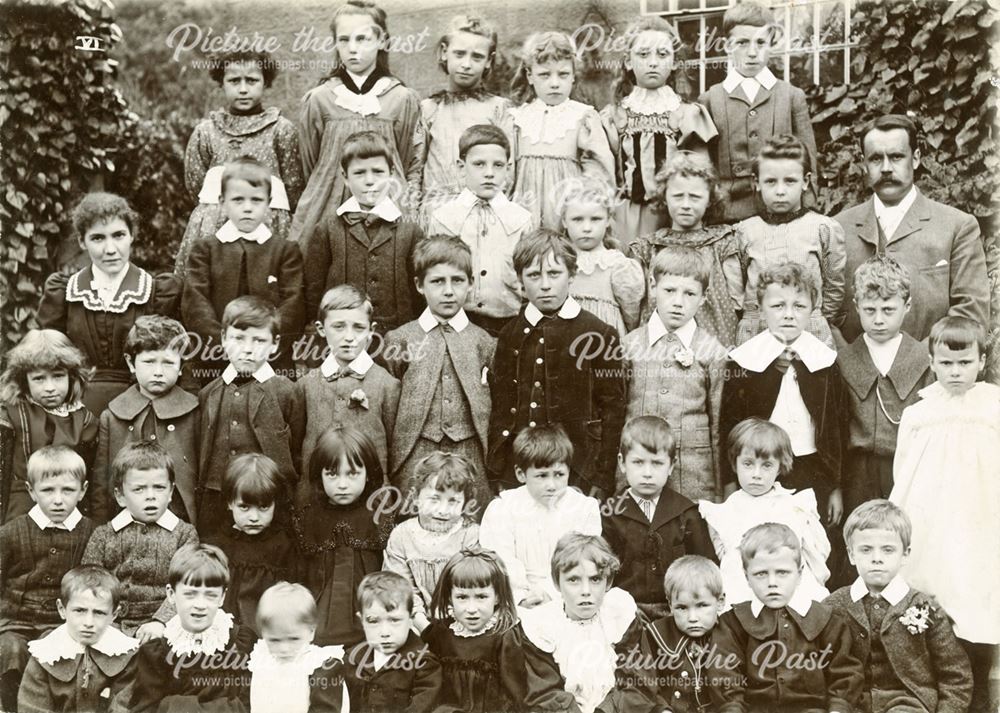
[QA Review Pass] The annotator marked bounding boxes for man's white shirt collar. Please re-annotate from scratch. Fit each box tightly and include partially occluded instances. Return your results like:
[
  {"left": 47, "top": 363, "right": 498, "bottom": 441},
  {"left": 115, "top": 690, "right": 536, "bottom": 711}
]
[
  {"left": 455, "top": 188, "right": 526, "bottom": 234},
  {"left": 723, "top": 66, "right": 777, "bottom": 101},
  {"left": 873, "top": 186, "right": 918, "bottom": 240},
  {"left": 525, "top": 296, "right": 582, "bottom": 326},
  {"left": 319, "top": 349, "right": 374, "bottom": 379},
  {"left": 648, "top": 312, "right": 696, "bottom": 350},
  {"left": 750, "top": 584, "right": 814, "bottom": 618},
  {"left": 336, "top": 195, "right": 402, "bottom": 223},
  {"left": 863, "top": 333, "right": 903, "bottom": 377},
  {"left": 215, "top": 220, "right": 272, "bottom": 245},
  {"left": 729, "top": 330, "right": 836, "bottom": 373},
  {"left": 850, "top": 575, "right": 910, "bottom": 605},
  {"left": 110, "top": 508, "right": 179, "bottom": 532},
  {"left": 628, "top": 489, "right": 660, "bottom": 509},
  {"left": 418, "top": 307, "right": 469, "bottom": 334},
  {"left": 28, "top": 505, "right": 82, "bottom": 531},
  {"left": 222, "top": 362, "right": 276, "bottom": 385}
]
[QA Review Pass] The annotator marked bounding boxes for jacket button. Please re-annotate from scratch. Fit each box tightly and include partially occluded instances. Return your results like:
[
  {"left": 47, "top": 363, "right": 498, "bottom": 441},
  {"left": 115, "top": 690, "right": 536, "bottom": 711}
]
[
  {"left": 513, "top": 350, "right": 519, "bottom": 356},
  {"left": 529, "top": 421, "right": 536, "bottom": 427},
  {"left": 502, "top": 430, "right": 510, "bottom": 437},
  {"left": 749, "top": 109, "right": 757, "bottom": 117},
  {"left": 524, "top": 328, "right": 531, "bottom": 334},
  {"left": 150, "top": 434, "right": 156, "bottom": 440},
  {"left": 530, "top": 402, "right": 537, "bottom": 408},
  {"left": 127, "top": 426, "right": 134, "bottom": 432},
  {"left": 510, "top": 408, "right": 516, "bottom": 414},
  {"left": 539, "top": 338, "right": 544, "bottom": 344},
  {"left": 535, "top": 358, "right": 543, "bottom": 365},
  {"left": 167, "top": 424, "right": 175, "bottom": 432}
]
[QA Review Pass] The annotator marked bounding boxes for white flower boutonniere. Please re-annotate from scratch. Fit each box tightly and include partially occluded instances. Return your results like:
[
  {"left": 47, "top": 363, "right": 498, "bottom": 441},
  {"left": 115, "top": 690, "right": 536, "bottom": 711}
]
[
  {"left": 267, "top": 275, "right": 278, "bottom": 284},
  {"left": 674, "top": 347, "right": 694, "bottom": 368},
  {"left": 899, "top": 603, "right": 932, "bottom": 634},
  {"left": 349, "top": 389, "right": 369, "bottom": 410}
]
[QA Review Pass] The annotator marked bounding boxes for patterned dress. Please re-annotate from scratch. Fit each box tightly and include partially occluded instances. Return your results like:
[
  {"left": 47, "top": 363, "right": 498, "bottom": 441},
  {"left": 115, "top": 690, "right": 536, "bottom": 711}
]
[
  {"left": 175, "top": 107, "right": 303, "bottom": 276},
  {"left": 569, "top": 247, "right": 644, "bottom": 337}
]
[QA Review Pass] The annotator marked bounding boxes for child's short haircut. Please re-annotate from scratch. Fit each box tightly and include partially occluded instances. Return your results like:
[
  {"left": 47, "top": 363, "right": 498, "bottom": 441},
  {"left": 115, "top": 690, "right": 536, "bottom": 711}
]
[
  {"left": 619, "top": 416, "right": 677, "bottom": 461},
  {"left": 256, "top": 582, "right": 317, "bottom": 632},
  {"left": 357, "top": 571, "right": 413, "bottom": 614},
  {"left": 111, "top": 440, "right": 175, "bottom": 493},
  {"left": 222, "top": 453, "right": 283, "bottom": 508},
  {"left": 513, "top": 423, "right": 574, "bottom": 473},
  {"left": 412, "top": 235, "right": 473, "bottom": 282},
  {"left": 727, "top": 418, "right": 793, "bottom": 478},
  {"left": 408, "top": 451, "right": 478, "bottom": 509},
  {"left": 654, "top": 150, "right": 723, "bottom": 214},
  {"left": 458, "top": 123, "right": 510, "bottom": 161},
  {"left": 339, "top": 130, "right": 394, "bottom": 172},
  {"left": 124, "top": 315, "right": 190, "bottom": 361},
  {"left": 168, "top": 543, "right": 230, "bottom": 589},
  {"left": 649, "top": 244, "right": 710, "bottom": 292},
  {"left": 0, "top": 329, "right": 91, "bottom": 407},
  {"left": 853, "top": 255, "right": 912, "bottom": 304},
  {"left": 221, "top": 156, "right": 272, "bottom": 200},
  {"left": 663, "top": 555, "right": 724, "bottom": 605},
  {"left": 222, "top": 295, "right": 280, "bottom": 338},
  {"left": 61, "top": 565, "right": 122, "bottom": 609},
  {"left": 71, "top": 192, "right": 138, "bottom": 241},
  {"left": 550, "top": 533, "right": 620, "bottom": 585},
  {"left": 208, "top": 49, "right": 278, "bottom": 87},
  {"left": 842, "top": 499, "right": 912, "bottom": 550},
  {"left": 755, "top": 261, "right": 818, "bottom": 310},
  {"left": 928, "top": 315, "right": 986, "bottom": 359},
  {"left": 512, "top": 229, "right": 577, "bottom": 278},
  {"left": 317, "top": 284, "right": 374, "bottom": 323},
  {"left": 860, "top": 114, "right": 918, "bottom": 153},
  {"left": 739, "top": 522, "right": 802, "bottom": 570},
  {"left": 723, "top": 1, "right": 775, "bottom": 36},
  {"left": 437, "top": 15, "right": 498, "bottom": 75},
  {"left": 26, "top": 445, "right": 87, "bottom": 487},
  {"left": 753, "top": 134, "right": 811, "bottom": 177}
]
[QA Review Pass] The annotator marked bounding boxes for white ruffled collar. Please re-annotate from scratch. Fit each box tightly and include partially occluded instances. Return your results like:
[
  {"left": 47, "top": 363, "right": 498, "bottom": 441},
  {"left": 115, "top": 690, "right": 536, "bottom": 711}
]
[
  {"left": 449, "top": 613, "right": 499, "bottom": 637},
  {"left": 331, "top": 76, "right": 395, "bottom": 116},
  {"left": 510, "top": 98, "right": 590, "bottom": 144},
  {"left": 247, "top": 639, "right": 344, "bottom": 674},
  {"left": 24, "top": 396, "right": 85, "bottom": 417},
  {"left": 28, "top": 624, "right": 139, "bottom": 665},
  {"left": 575, "top": 247, "right": 618, "bottom": 275},
  {"left": 621, "top": 86, "right": 682, "bottom": 116},
  {"left": 165, "top": 610, "right": 234, "bottom": 657}
]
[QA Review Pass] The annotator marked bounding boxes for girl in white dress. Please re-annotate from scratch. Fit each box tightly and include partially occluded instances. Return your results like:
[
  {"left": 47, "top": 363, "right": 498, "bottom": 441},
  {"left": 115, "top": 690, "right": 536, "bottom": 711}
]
[{"left": 699, "top": 418, "right": 831, "bottom": 608}]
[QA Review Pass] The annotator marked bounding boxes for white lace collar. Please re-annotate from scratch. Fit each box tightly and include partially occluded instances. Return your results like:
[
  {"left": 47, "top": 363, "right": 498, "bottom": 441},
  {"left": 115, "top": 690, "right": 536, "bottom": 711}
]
[
  {"left": 510, "top": 98, "right": 590, "bottom": 144},
  {"left": 28, "top": 624, "right": 139, "bottom": 665},
  {"left": 165, "top": 610, "right": 235, "bottom": 657},
  {"left": 575, "top": 247, "right": 616, "bottom": 276},
  {"left": 24, "top": 396, "right": 85, "bottom": 418},
  {"left": 449, "top": 613, "right": 499, "bottom": 637},
  {"left": 621, "top": 86, "right": 682, "bottom": 116}
]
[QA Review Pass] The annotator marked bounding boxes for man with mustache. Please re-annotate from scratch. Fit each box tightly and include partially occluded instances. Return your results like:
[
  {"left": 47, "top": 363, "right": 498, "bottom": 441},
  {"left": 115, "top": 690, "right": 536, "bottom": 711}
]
[{"left": 834, "top": 114, "right": 989, "bottom": 341}]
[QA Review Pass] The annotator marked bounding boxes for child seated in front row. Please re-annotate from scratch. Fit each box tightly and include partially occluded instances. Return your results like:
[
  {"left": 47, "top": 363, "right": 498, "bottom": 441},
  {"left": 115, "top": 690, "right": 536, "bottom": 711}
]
[
  {"left": 519, "top": 533, "right": 642, "bottom": 713},
  {"left": 82, "top": 441, "right": 199, "bottom": 639},
  {"left": 601, "top": 416, "right": 715, "bottom": 621},
  {"left": 198, "top": 295, "right": 304, "bottom": 537},
  {"left": 717, "top": 523, "right": 863, "bottom": 713},
  {"left": 826, "top": 500, "right": 971, "bottom": 713},
  {"left": 18, "top": 566, "right": 139, "bottom": 713},
  {"left": 0, "top": 446, "right": 96, "bottom": 712},
  {"left": 131, "top": 544, "right": 256, "bottom": 713},
  {"left": 248, "top": 582, "right": 348, "bottom": 713},
  {"left": 343, "top": 572, "right": 442, "bottom": 712},
  {"left": 479, "top": 424, "right": 601, "bottom": 608},
  {"left": 383, "top": 452, "right": 481, "bottom": 632},
  {"left": 205, "top": 453, "right": 296, "bottom": 629},
  {"left": 700, "top": 418, "right": 831, "bottom": 609},
  {"left": 93, "top": 315, "right": 199, "bottom": 524}
]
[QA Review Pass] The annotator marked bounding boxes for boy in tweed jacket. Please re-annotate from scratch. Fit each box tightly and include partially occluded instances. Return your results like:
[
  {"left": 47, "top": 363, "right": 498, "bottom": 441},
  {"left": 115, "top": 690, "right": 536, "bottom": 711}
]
[
  {"left": 384, "top": 236, "right": 495, "bottom": 513},
  {"left": 826, "top": 500, "right": 971, "bottom": 713}
]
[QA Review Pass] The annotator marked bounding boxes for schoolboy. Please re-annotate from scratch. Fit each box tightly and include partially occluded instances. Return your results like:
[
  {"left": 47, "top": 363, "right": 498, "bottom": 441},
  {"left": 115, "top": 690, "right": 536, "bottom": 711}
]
[
  {"left": 601, "top": 416, "right": 716, "bottom": 621},
  {"left": 343, "top": 571, "right": 443, "bottom": 712},
  {"left": 17, "top": 566, "right": 140, "bottom": 713},
  {"left": 716, "top": 523, "right": 863, "bottom": 713},
  {"left": 428, "top": 123, "right": 532, "bottom": 336},
  {"left": 623, "top": 245, "right": 729, "bottom": 503},
  {"left": 198, "top": 295, "right": 304, "bottom": 536},
  {"left": 479, "top": 424, "right": 602, "bottom": 607},
  {"left": 835, "top": 257, "right": 932, "bottom": 515},
  {"left": 383, "top": 235, "right": 496, "bottom": 508},
  {"left": 487, "top": 229, "right": 626, "bottom": 496},
  {"left": 0, "top": 446, "right": 96, "bottom": 712},
  {"left": 825, "top": 500, "right": 971, "bottom": 713},
  {"left": 82, "top": 441, "right": 198, "bottom": 639},
  {"left": 698, "top": 1, "right": 818, "bottom": 223},
  {"left": 297, "top": 285, "right": 400, "bottom": 478},
  {"left": 182, "top": 155, "right": 304, "bottom": 377},
  {"left": 303, "top": 130, "right": 423, "bottom": 340},
  {"left": 92, "top": 315, "right": 199, "bottom": 524}
]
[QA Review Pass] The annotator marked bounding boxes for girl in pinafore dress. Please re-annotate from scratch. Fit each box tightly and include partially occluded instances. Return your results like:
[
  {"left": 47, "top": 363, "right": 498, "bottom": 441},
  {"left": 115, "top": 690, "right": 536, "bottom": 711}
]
[
  {"left": 601, "top": 17, "right": 718, "bottom": 240},
  {"left": 509, "top": 32, "right": 615, "bottom": 231},
  {"left": 559, "top": 176, "right": 644, "bottom": 337},
  {"left": 418, "top": 15, "right": 513, "bottom": 229},
  {"left": 629, "top": 151, "right": 743, "bottom": 348},
  {"left": 291, "top": 0, "right": 422, "bottom": 243},
  {"left": 735, "top": 135, "right": 845, "bottom": 348},
  {"left": 174, "top": 50, "right": 302, "bottom": 277}
]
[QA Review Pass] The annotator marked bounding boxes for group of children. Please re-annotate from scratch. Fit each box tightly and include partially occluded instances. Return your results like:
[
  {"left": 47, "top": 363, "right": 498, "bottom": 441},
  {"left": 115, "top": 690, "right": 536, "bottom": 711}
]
[{"left": 0, "top": 0, "right": 997, "bottom": 711}]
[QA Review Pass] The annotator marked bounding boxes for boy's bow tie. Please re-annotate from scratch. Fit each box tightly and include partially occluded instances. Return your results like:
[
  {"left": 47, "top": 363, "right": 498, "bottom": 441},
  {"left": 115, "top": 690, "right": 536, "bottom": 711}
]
[
  {"left": 343, "top": 211, "right": 379, "bottom": 227},
  {"left": 326, "top": 368, "right": 361, "bottom": 381}
]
